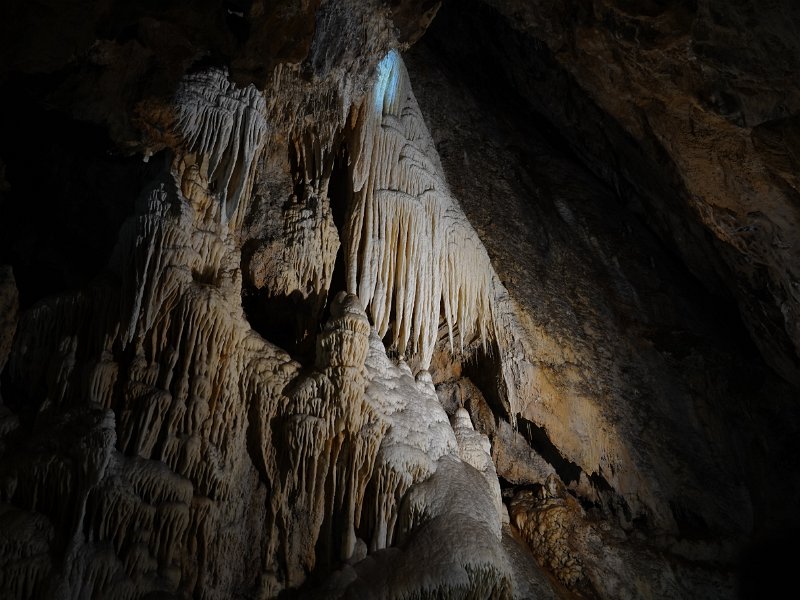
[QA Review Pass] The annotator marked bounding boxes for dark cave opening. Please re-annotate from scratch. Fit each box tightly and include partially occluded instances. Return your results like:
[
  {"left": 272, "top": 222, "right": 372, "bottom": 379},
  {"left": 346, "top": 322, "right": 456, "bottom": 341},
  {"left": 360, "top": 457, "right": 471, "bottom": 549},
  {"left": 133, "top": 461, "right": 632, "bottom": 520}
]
[
  {"left": 669, "top": 500, "right": 711, "bottom": 540},
  {"left": 461, "top": 340, "right": 508, "bottom": 421},
  {"left": 224, "top": 0, "right": 251, "bottom": 41},
  {"left": 515, "top": 416, "right": 582, "bottom": 486},
  {"left": 241, "top": 286, "right": 322, "bottom": 364},
  {"left": 737, "top": 529, "right": 799, "bottom": 599},
  {"left": 288, "top": 137, "right": 306, "bottom": 203},
  {"left": 328, "top": 142, "right": 350, "bottom": 233},
  {"left": 0, "top": 75, "right": 163, "bottom": 310}
]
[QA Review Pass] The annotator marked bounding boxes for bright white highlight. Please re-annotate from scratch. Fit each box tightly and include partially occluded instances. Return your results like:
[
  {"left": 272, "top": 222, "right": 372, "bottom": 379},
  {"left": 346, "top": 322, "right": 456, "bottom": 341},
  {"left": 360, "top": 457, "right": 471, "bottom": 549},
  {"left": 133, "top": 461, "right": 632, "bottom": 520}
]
[{"left": 373, "top": 50, "right": 402, "bottom": 113}]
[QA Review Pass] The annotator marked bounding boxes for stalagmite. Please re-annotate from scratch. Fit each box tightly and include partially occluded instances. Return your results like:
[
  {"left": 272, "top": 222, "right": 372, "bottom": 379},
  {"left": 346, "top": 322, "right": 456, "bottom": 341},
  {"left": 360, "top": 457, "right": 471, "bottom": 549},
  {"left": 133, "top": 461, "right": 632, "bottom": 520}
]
[
  {"left": 452, "top": 407, "right": 507, "bottom": 525},
  {"left": 361, "top": 331, "right": 458, "bottom": 552},
  {"left": 311, "top": 324, "right": 515, "bottom": 599}
]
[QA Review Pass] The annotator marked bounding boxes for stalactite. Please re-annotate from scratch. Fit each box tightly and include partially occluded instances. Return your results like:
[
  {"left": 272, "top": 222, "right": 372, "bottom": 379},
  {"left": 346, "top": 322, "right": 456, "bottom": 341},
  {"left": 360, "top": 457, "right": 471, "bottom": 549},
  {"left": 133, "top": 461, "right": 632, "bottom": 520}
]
[
  {"left": 344, "top": 51, "right": 499, "bottom": 371},
  {"left": 175, "top": 69, "right": 268, "bottom": 225},
  {"left": 2, "top": 135, "right": 301, "bottom": 598}
]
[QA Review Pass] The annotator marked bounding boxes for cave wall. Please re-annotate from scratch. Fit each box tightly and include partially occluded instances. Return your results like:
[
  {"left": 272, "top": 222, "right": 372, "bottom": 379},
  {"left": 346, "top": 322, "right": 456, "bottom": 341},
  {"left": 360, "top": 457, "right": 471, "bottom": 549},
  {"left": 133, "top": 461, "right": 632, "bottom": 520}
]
[
  {"left": 409, "top": 3, "right": 800, "bottom": 537},
  {"left": 1, "top": 0, "right": 799, "bottom": 598},
  {"left": 427, "top": 0, "right": 800, "bottom": 387}
]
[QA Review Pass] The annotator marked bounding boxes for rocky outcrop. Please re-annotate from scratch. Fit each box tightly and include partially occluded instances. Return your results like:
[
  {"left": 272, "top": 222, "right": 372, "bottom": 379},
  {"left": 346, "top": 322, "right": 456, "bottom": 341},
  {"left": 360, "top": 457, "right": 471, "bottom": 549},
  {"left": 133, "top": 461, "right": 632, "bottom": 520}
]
[
  {"left": 427, "top": 0, "right": 800, "bottom": 387},
  {"left": 510, "top": 475, "right": 736, "bottom": 599},
  {"left": 407, "top": 14, "right": 800, "bottom": 544}
]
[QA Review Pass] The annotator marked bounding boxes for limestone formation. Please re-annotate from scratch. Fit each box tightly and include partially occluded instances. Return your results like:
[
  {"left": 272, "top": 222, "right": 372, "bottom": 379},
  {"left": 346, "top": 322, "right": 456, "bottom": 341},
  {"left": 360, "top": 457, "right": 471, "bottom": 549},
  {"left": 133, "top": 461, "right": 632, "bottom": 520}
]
[
  {"left": 0, "top": 37, "right": 523, "bottom": 598},
  {"left": 510, "top": 475, "right": 736, "bottom": 600},
  {"left": 1, "top": 0, "right": 799, "bottom": 599},
  {"left": 343, "top": 49, "right": 531, "bottom": 426},
  {"left": 175, "top": 68, "right": 269, "bottom": 224},
  {"left": 344, "top": 50, "right": 501, "bottom": 369}
]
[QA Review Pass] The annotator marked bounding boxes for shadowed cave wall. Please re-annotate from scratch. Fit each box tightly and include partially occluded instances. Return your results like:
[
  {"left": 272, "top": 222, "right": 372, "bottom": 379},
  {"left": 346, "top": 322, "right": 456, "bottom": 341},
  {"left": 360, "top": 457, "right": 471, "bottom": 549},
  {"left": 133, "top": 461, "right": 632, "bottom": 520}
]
[{"left": 1, "top": 0, "right": 799, "bottom": 598}]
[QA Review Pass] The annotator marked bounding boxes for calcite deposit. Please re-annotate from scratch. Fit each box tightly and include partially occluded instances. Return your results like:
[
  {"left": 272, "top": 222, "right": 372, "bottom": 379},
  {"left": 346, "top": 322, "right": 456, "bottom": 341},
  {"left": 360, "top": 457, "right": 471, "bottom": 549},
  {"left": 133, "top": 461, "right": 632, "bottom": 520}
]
[{"left": 0, "top": 0, "right": 798, "bottom": 598}]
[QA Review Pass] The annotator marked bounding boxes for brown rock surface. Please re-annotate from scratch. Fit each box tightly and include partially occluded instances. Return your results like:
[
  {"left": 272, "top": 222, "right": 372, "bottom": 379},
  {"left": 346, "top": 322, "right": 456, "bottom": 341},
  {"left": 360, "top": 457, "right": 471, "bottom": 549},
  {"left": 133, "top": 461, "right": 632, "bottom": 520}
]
[
  {"left": 427, "top": 0, "right": 800, "bottom": 386},
  {"left": 404, "top": 24, "right": 800, "bottom": 596}
]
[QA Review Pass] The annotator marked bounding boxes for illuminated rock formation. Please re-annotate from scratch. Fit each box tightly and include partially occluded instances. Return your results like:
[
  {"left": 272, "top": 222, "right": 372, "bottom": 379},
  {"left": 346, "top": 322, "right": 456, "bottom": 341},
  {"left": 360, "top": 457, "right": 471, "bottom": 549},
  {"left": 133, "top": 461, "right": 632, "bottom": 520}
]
[
  {"left": 1, "top": 1, "right": 799, "bottom": 599},
  {"left": 345, "top": 50, "right": 499, "bottom": 369}
]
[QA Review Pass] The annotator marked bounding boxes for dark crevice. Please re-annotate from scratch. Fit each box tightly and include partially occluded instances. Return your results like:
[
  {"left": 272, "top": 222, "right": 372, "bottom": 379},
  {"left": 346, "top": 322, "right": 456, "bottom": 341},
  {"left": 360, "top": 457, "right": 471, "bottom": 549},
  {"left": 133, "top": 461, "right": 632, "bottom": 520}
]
[
  {"left": 461, "top": 340, "right": 508, "bottom": 422},
  {"left": 499, "top": 475, "right": 544, "bottom": 503},
  {"left": 323, "top": 140, "right": 350, "bottom": 324},
  {"left": 0, "top": 370, "right": 38, "bottom": 431},
  {"left": 241, "top": 287, "right": 321, "bottom": 364},
  {"left": 573, "top": 491, "right": 602, "bottom": 514},
  {"left": 460, "top": 342, "right": 623, "bottom": 520},
  {"left": 669, "top": 500, "right": 711, "bottom": 539},
  {"left": 224, "top": 0, "right": 251, "bottom": 42},
  {"left": 589, "top": 471, "right": 613, "bottom": 493},
  {"left": 110, "top": 335, "right": 140, "bottom": 454},
  {"left": 328, "top": 141, "right": 350, "bottom": 233},
  {"left": 516, "top": 416, "right": 582, "bottom": 486},
  {"left": 0, "top": 75, "right": 162, "bottom": 310},
  {"left": 738, "top": 529, "right": 799, "bottom": 599},
  {"left": 288, "top": 139, "right": 306, "bottom": 201},
  {"left": 241, "top": 138, "right": 352, "bottom": 363}
]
